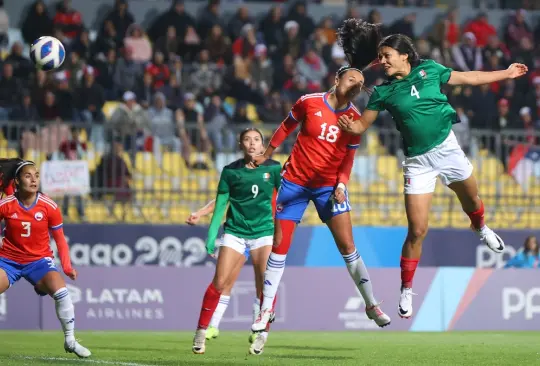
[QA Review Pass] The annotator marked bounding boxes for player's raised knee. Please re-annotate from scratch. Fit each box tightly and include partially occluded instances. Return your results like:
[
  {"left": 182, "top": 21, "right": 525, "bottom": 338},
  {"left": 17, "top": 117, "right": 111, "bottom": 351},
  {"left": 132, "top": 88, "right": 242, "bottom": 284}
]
[{"left": 408, "top": 225, "right": 428, "bottom": 241}]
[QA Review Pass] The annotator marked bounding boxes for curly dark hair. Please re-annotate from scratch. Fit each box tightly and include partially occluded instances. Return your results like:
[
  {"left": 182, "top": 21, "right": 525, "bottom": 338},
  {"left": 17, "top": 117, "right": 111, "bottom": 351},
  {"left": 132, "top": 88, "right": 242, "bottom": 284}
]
[{"left": 336, "top": 18, "right": 381, "bottom": 70}]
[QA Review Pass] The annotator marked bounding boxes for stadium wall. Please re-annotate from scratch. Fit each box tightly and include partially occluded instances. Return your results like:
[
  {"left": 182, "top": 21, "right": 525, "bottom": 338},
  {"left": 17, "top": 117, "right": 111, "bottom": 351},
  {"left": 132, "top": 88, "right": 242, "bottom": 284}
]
[
  {"left": 1, "top": 267, "right": 538, "bottom": 331},
  {"left": 51, "top": 224, "right": 536, "bottom": 268}
]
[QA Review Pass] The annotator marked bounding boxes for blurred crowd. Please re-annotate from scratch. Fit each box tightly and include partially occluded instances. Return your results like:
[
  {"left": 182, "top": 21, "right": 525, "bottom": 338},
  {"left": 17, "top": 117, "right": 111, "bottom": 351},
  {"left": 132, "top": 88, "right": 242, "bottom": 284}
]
[{"left": 1, "top": 0, "right": 540, "bottom": 163}]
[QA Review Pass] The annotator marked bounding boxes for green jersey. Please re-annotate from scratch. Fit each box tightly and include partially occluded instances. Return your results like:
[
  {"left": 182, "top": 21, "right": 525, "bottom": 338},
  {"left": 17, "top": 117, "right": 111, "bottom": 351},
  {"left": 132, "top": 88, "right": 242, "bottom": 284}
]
[
  {"left": 206, "top": 159, "right": 281, "bottom": 252},
  {"left": 366, "top": 59, "right": 457, "bottom": 157}
]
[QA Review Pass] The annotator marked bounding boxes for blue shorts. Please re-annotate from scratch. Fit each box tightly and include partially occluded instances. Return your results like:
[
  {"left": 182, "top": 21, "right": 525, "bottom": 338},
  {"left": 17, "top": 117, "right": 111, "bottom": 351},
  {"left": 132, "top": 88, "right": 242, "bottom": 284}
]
[
  {"left": 0, "top": 257, "right": 59, "bottom": 296},
  {"left": 275, "top": 178, "right": 351, "bottom": 223}
]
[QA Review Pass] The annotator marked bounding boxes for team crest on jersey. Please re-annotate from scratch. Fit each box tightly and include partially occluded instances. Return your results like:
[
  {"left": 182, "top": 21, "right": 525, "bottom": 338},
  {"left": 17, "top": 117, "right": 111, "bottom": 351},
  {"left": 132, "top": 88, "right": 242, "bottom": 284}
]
[
  {"left": 276, "top": 204, "right": 283, "bottom": 213},
  {"left": 263, "top": 172, "right": 271, "bottom": 181},
  {"left": 419, "top": 70, "right": 427, "bottom": 79},
  {"left": 34, "top": 212, "right": 44, "bottom": 221}
]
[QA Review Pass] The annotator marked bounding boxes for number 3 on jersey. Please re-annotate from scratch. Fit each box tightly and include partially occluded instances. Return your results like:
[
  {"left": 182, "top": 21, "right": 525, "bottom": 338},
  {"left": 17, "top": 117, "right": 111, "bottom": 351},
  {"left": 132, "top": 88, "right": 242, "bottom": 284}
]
[
  {"left": 318, "top": 123, "right": 339, "bottom": 143},
  {"left": 21, "top": 221, "right": 31, "bottom": 237},
  {"left": 411, "top": 85, "right": 420, "bottom": 99}
]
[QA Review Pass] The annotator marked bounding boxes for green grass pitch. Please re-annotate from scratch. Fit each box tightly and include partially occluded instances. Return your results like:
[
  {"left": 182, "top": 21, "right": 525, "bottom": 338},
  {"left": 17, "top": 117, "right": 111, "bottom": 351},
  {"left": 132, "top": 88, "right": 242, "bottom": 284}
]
[{"left": 0, "top": 331, "right": 538, "bottom": 365}]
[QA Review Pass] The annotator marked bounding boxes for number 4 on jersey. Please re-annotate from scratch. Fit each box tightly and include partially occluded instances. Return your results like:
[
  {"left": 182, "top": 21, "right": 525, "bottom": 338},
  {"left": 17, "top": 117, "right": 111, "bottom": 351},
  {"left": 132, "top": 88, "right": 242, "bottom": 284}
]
[{"left": 411, "top": 85, "right": 420, "bottom": 99}]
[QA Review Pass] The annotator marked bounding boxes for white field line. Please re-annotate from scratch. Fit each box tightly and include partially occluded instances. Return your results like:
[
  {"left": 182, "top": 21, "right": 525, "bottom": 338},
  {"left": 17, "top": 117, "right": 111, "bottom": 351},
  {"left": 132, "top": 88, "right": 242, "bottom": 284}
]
[{"left": 15, "top": 356, "right": 156, "bottom": 366}]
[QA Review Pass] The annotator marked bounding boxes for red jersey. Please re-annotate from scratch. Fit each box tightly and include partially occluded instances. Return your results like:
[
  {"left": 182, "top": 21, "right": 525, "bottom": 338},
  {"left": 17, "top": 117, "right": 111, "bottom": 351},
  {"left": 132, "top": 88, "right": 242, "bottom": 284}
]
[
  {"left": 0, "top": 193, "right": 63, "bottom": 264},
  {"left": 274, "top": 92, "right": 361, "bottom": 188}
]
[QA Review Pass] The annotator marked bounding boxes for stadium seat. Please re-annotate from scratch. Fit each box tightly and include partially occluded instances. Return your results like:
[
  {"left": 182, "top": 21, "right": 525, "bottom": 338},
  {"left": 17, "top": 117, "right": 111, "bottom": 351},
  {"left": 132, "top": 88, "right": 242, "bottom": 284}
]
[
  {"left": 0, "top": 147, "right": 18, "bottom": 159},
  {"left": 272, "top": 153, "right": 288, "bottom": 167},
  {"left": 376, "top": 155, "right": 399, "bottom": 180},
  {"left": 102, "top": 101, "right": 120, "bottom": 119},
  {"left": 188, "top": 152, "right": 215, "bottom": 170},
  {"left": 135, "top": 152, "right": 161, "bottom": 176},
  {"left": 162, "top": 152, "right": 188, "bottom": 176},
  {"left": 246, "top": 104, "right": 261, "bottom": 123}
]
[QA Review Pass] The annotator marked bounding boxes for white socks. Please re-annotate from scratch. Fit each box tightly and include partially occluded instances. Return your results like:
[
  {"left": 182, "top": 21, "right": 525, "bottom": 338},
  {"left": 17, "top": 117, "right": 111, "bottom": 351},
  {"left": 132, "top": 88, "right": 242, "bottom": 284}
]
[
  {"left": 343, "top": 249, "right": 377, "bottom": 307},
  {"left": 252, "top": 296, "right": 261, "bottom": 323},
  {"left": 261, "top": 253, "right": 286, "bottom": 310},
  {"left": 209, "top": 295, "right": 230, "bottom": 329},
  {"left": 53, "top": 287, "right": 75, "bottom": 343}
]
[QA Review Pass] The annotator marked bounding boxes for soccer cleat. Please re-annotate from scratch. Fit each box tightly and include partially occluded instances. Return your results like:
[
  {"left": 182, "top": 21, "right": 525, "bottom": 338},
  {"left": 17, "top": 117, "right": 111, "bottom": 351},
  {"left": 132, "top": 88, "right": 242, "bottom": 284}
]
[
  {"left": 192, "top": 329, "right": 206, "bottom": 354},
  {"left": 249, "top": 333, "right": 267, "bottom": 355},
  {"left": 365, "top": 303, "right": 391, "bottom": 327},
  {"left": 251, "top": 308, "right": 272, "bottom": 332},
  {"left": 64, "top": 340, "right": 91, "bottom": 358},
  {"left": 475, "top": 225, "right": 505, "bottom": 253},
  {"left": 205, "top": 326, "right": 219, "bottom": 340},
  {"left": 398, "top": 287, "right": 416, "bottom": 319},
  {"left": 249, "top": 312, "right": 274, "bottom": 343}
]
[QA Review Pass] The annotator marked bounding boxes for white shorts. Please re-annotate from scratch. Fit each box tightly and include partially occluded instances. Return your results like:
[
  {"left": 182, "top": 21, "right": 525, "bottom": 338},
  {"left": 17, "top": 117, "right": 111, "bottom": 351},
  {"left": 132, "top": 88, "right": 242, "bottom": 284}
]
[
  {"left": 219, "top": 233, "right": 273, "bottom": 256},
  {"left": 402, "top": 131, "right": 473, "bottom": 194}
]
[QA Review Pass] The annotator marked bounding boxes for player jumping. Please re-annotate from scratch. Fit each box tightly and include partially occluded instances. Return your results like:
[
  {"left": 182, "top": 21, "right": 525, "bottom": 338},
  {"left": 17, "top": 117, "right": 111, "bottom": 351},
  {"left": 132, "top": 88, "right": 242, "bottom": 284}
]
[
  {"left": 192, "top": 128, "right": 281, "bottom": 355},
  {"left": 250, "top": 21, "right": 391, "bottom": 345},
  {"left": 0, "top": 158, "right": 91, "bottom": 358},
  {"left": 336, "top": 22, "right": 528, "bottom": 319}
]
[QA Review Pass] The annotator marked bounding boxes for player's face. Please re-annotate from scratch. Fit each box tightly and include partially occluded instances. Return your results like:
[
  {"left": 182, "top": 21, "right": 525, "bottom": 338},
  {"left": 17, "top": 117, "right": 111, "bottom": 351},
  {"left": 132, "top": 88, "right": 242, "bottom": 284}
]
[
  {"left": 240, "top": 130, "right": 264, "bottom": 158},
  {"left": 378, "top": 46, "right": 409, "bottom": 77},
  {"left": 336, "top": 70, "right": 364, "bottom": 100},
  {"left": 17, "top": 165, "right": 39, "bottom": 194}
]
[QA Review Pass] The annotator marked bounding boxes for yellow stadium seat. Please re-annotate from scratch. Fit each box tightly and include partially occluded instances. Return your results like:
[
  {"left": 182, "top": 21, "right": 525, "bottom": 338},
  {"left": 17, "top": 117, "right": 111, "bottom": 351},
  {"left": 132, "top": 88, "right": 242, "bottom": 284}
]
[
  {"left": 189, "top": 152, "right": 215, "bottom": 170},
  {"left": 102, "top": 101, "right": 120, "bottom": 119},
  {"left": 272, "top": 154, "right": 288, "bottom": 167},
  {"left": 0, "top": 147, "right": 18, "bottom": 158},
  {"left": 0, "top": 139, "right": 8, "bottom": 148},
  {"left": 135, "top": 152, "right": 161, "bottom": 176},
  {"left": 246, "top": 104, "right": 261, "bottom": 123},
  {"left": 86, "top": 202, "right": 115, "bottom": 223},
  {"left": 376, "top": 155, "right": 399, "bottom": 180},
  {"left": 162, "top": 152, "right": 188, "bottom": 176}
]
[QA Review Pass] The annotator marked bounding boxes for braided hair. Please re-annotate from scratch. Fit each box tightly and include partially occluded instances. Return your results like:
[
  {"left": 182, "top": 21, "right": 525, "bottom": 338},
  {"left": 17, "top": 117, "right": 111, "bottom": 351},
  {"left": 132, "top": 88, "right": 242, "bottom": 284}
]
[{"left": 337, "top": 18, "right": 381, "bottom": 71}]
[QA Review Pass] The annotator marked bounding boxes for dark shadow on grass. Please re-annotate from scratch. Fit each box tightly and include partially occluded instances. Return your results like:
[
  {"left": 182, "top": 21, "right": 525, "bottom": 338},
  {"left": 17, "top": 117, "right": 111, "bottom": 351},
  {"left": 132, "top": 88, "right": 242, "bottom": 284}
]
[
  {"left": 272, "top": 345, "right": 358, "bottom": 352},
  {"left": 96, "top": 345, "right": 172, "bottom": 352},
  {"left": 272, "top": 354, "right": 354, "bottom": 360}
]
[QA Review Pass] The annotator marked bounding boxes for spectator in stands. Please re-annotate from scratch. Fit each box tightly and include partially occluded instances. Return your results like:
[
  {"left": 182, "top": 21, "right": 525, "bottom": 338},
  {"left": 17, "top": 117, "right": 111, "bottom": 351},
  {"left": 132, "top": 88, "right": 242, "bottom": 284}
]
[
  {"left": 0, "top": 63, "right": 23, "bottom": 120},
  {"left": 9, "top": 92, "right": 39, "bottom": 125},
  {"left": 155, "top": 26, "right": 181, "bottom": 63},
  {"left": 259, "top": 6, "right": 284, "bottom": 59},
  {"left": 231, "top": 101, "right": 253, "bottom": 125},
  {"left": 114, "top": 47, "right": 142, "bottom": 97},
  {"left": 101, "top": 0, "right": 134, "bottom": 43},
  {"left": 148, "top": 0, "right": 195, "bottom": 42},
  {"left": 367, "top": 9, "right": 388, "bottom": 37},
  {"left": 282, "top": 20, "right": 304, "bottom": 60},
  {"left": 21, "top": 0, "right": 53, "bottom": 46},
  {"left": 197, "top": 0, "right": 222, "bottom": 40},
  {"left": 0, "top": 0, "right": 7, "bottom": 49},
  {"left": 53, "top": 0, "right": 83, "bottom": 44},
  {"left": 93, "top": 20, "right": 122, "bottom": 57},
  {"left": 463, "top": 12, "right": 496, "bottom": 47},
  {"left": 452, "top": 32, "right": 483, "bottom": 72},
  {"left": 312, "top": 27, "right": 333, "bottom": 66},
  {"left": 286, "top": 1, "right": 314, "bottom": 40},
  {"left": 431, "top": 39, "right": 454, "bottom": 68},
  {"left": 71, "top": 29, "right": 91, "bottom": 62},
  {"left": 159, "top": 76, "right": 183, "bottom": 111},
  {"left": 257, "top": 90, "right": 286, "bottom": 124},
  {"left": 169, "top": 55, "right": 183, "bottom": 87},
  {"left": 228, "top": 7, "right": 253, "bottom": 41},
  {"left": 504, "top": 235, "right": 539, "bottom": 268},
  {"left": 493, "top": 98, "right": 519, "bottom": 131},
  {"left": 134, "top": 72, "right": 154, "bottom": 109},
  {"left": 181, "top": 92, "right": 211, "bottom": 156},
  {"left": 148, "top": 92, "right": 183, "bottom": 154},
  {"left": 429, "top": 8, "right": 459, "bottom": 47},
  {"left": 296, "top": 46, "right": 328, "bottom": 92},
  {"left": 204, "top": 24, "right": 231, "bottom": 65},
  {"left": 76, "top": 67, "right": 105, "bottom": 124},
  {"left": 53, "top": 72, "right": 76, "bottom": 121},
  {"left": 124, "top": 24, "right": 152, "bottom": 64},
  {"left": 284, "top": 74, "right": 308, "bottom": 102},
  {"left": 29, "top": 70, "right": 50, "bottom": 107},
  {"left": 188, "top": 49, "right": 222, "bottom": 98},
  {"left": 109, "top": 91, "right": 151, "bottom": 153},
  {"left": 250, "top": 44, "right": 273, "bottom": 97},
  {"left": 471, "top": 84, "right": 497, "bottom": 129},
  {"left": 95, "top": 48, "right": 118, "bottom": 100},
  {"left": 518, "top": 106, "right": 537, "bottom": 144},
  {"left": 482, "top": 35, "right": 511, "bottom": 69},
  {"left": 232, "top": 23, "right": 257, "bottom": 59},
  {"left": 38, "top": 91, "right": 62, "bottom": 122},
  {"left": 64, "top": 51, "right": 85, "bottom": 90},
  {"left": 181, "top": 25, "right": 201, "bottom": 63},
  {"left": 504, "top": 9, "right": 533, "bottom": 47},
  {"left": 145, "top": 52, "right": 170, "bottom": 90},
  {"left": 274, "top": 53, "right": 296, "bottom": 92},
  {"left": 512, "top": 38, "right": 535, "bottom": 70},
  {"left": 4, "top": 42, "right": 33, "bottom": 82},
  {"left": 204, "top": 94, "right": 234, "bottom": 153},
  {"left": 57, "top": 126, "right": 87, "bottom": 221},
  {"left": 388, "top": 13, "right": 416, "bottom": 40}
]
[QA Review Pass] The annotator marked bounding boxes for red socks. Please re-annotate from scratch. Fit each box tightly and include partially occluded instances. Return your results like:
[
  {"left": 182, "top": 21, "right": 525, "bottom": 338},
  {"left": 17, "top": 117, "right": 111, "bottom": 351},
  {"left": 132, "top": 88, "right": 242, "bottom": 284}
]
[
  {"left": 400, "top": 256, "right": 419, "bottom": 289},
  {"left": 197, "top": 283, "right": 221, "bottom": 329},
  {"left": 466, "top": 200, "right": 485, "bottom": 230},
  {"left": 272, "top": 219, "right": 296, "bottom": 255}
]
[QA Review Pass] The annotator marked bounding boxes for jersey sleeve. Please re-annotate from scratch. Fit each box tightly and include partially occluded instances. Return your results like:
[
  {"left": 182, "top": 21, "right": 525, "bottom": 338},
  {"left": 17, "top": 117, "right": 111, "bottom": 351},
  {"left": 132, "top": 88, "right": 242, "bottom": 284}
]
[
  {"left": 48, "top": 205, "right": 63, "bottom": 231},
  {"left": 346, "top": 133, "right": 361, "bottom": 150},
  {"left": 217, "top": 169, "right": 230, "bottom": 195},
  {"left": 289, "top": 97, "right": 306, "bottom": 123},
  {"left": 206, "top": 170, "right": 230, "bottom": 254},
  {"left": 430, "top": 60, "right": 453, "bottom": 84},
  {"left": 365, "top": 88, "right": 385, "bottom": 111}
]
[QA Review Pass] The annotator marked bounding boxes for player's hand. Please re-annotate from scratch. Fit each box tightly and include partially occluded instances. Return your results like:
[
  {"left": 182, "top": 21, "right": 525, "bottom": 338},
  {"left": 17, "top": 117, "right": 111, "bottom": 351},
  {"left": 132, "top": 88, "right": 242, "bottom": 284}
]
[
  {"left": 334, "top": 187, "right": 346, "bottom": 204},
  {"left": 65, "top": 268, "right": 77, "bottom": 281},
  {"left": 249, "top": 154, "right": 268, "bottom": 168},
  {"left": 507, "top": 63, "right": 528, "bottom": 79},
  {"left": 337, "top": 114, "right": 359, "bottom": 134},
  {"left": 186, "top": 212, "right": 201, "bottom": 226}
]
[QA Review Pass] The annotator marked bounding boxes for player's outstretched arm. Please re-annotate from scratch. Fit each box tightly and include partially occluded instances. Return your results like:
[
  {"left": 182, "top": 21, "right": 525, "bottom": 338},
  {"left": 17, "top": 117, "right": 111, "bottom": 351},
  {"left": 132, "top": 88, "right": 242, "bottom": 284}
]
[
  {"left": 448, "top": 63, "right": 528, "bottom": 86},
  {"left": 206, "top": 193, "right": 229, "bottom": 255},
  {"left": 337, "top": 109, "right": 379, "bottom": 136},
  {"left": 186, "top": 199, "right": 216, "bottom": 225},
  {"left": 51, "top": 228, "right": 76, "bottom": 280}
]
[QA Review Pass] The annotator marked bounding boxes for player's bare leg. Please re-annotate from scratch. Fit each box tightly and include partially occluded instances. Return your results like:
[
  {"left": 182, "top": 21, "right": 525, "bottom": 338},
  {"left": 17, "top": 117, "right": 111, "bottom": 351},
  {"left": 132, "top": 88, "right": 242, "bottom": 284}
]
[
  {"left": 207, "top": 256, "right": 246, "bottom": 341},
  {"left": 448, "top": 175, "right": 505, "bottom": 253},
  {"left": 193, "top": 247, "right": 244, "bottom": 354},
  {"left": 400, "top": 193, "right": 432, "bottom": 318},
  {"left": 249, "top": 245, "right": 273, "bottom": 354},
  {"left": 0, "top": 269, "right": 10, "bottom": 295},
  {"left": 326, "top": 212, "right": 390, "bottom": 327},
  {"left": 252, "top": 220, "right": 296, "bottom": 332},
  {"left": 37, "top": 271, "right": 91, "bottom": 358}
]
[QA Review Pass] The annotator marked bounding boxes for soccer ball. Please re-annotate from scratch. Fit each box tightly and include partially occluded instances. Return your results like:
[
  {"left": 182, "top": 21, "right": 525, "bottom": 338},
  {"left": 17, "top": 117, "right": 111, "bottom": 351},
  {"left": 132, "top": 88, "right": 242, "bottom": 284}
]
[{"left": 30, "top": 36, "right": 66, "bottom": 71}]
